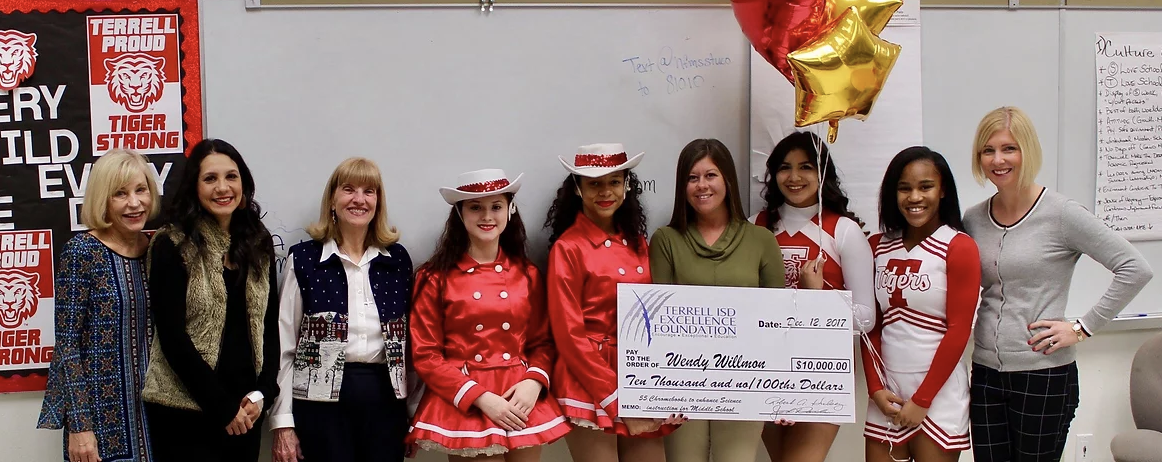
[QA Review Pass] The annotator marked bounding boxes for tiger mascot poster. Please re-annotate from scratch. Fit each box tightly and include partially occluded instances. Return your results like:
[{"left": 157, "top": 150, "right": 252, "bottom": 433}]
[{"left": 0, "top": 0, "right": 201, "bottom": 393}]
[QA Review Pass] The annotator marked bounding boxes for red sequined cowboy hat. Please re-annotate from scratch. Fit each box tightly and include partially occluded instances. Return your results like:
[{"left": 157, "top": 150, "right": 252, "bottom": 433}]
[
  {"left": 439, "top": 169, "right": 524, "bottom": 205},
  {"left": 558, "top": 143, "right": 645, "bottom": 178}
]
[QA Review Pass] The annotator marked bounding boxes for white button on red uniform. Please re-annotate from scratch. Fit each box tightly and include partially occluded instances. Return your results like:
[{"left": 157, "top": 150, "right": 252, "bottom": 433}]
[
  {"left": 407, "top": 168, "right": 569, "bottom": 450},
  {"left": 409, "top": 249, "right": 556, "bottom": 430},
  {"left": 546, "top": 212, "right": 653, "bottom": 431}
]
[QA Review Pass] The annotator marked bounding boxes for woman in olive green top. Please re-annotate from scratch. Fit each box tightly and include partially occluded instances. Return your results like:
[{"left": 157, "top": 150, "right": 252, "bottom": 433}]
[{"left": 650, "top": 138, "right": 785, "bottom": 462}]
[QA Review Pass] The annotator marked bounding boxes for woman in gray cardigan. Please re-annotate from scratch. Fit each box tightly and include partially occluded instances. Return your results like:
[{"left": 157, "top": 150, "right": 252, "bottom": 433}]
[{"left": 962, "top": 106, "right": 1153, "bottom": 461}]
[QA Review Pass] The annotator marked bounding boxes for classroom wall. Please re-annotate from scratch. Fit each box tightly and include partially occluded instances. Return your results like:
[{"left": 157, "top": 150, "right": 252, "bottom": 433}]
[{"left": 1, "top": 5, "right": 1156, "bottom": 462}]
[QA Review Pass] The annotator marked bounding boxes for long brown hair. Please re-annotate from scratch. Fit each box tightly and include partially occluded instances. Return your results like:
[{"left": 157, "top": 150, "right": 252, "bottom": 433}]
[
  {"left": 415, "top": 193, "right": 533, "bottom": 296},
  {"left": 761, "top": 131, "right": 861, "bottom": 231},
  {"left": 666, "top": 138, "right": 746, "bottom": 232}
]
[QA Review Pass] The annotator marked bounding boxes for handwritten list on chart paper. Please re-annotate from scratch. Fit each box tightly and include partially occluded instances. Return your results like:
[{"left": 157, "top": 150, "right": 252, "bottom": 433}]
[{"left": 1095, "top": 33, "right": 1162, "bottom": 241}]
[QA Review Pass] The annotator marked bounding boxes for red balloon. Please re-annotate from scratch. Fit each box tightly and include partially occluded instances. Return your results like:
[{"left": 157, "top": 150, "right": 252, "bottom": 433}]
[{"left": 731, "top": 0, "right": 831, "bottom": 84}]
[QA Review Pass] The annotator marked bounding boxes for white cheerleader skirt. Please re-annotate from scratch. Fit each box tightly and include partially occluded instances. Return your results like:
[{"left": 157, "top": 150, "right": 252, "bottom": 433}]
[{"left": 863, "top": 363, "right": 971, "bottom": 451}]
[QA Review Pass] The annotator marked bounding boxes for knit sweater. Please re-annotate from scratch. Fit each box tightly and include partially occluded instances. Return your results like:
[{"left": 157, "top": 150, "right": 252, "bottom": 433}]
[
  {"left": 964, "top": 189, "right": 1154, "bottom": 372},
  {"left": 648, "top": 220, "right": 785, "bottom": 289}
]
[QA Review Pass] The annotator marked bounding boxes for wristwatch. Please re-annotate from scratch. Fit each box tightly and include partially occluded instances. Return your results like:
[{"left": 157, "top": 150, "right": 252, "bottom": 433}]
[{"left": 1072, "top": 321, "right": 1088, "bottom": 343}]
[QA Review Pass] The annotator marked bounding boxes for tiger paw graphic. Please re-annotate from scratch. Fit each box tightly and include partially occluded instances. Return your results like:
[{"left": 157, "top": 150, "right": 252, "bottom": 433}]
[
  {"left": 0, "top": 30, "right": 38, "bottom": 91},
  {"left": 104, "top": 53, "right": 166, "bottom": 113}
]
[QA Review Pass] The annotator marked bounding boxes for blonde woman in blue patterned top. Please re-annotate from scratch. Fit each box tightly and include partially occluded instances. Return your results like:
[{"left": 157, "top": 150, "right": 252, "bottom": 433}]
[{"left": 38, "top": 149, "right": 161, "bottom": 462}]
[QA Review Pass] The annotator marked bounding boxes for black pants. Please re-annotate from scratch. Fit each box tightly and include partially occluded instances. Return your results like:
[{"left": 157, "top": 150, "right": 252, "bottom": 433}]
[
  {"left": 293, "top": 363, "right": 409, "bottom": 462},
  {"left": 146, "top": 402, "right": 263, "bottom": 462},
  {"left": 969, "top": 362, "right": 1080, "bottom": 462}
]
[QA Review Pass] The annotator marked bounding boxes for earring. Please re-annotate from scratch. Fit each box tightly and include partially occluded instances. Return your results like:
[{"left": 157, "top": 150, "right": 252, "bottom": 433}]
[
  {"left": 508, "top": 201, "right": 517, "bottom": 219},
  {"left": 626, "top": 183, "right": 633, "bottom": 193},
  {"left": 331, "top": 209, "right": 337, "bottom": 223}
]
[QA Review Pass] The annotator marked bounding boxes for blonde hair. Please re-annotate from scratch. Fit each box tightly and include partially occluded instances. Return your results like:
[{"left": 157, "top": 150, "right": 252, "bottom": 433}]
[
  {"left": 80, "top": 149, "right": 160, "bottom": 230},
  {"left": 307, "top": 157, "right": 400, "bottom": 248},
  {"left": 971, "top": 106, "right": 1043, "bottom": 192}
]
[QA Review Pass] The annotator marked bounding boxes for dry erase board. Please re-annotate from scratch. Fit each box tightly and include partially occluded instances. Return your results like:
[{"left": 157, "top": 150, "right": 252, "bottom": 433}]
[
  {"left": 199, "top": 2, "right": 749, "bottom": 267},
  {"left": 917, "top": 8, "right": 1160, "bottom": 326},
  {"left": 1058, "top": 10, "right": 1162, "bottom": 326}
]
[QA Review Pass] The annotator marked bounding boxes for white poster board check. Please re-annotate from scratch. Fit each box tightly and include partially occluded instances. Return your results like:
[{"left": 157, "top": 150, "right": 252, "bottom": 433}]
[{"left": 616, "top": 283, "right": 855, "bottom": 423}]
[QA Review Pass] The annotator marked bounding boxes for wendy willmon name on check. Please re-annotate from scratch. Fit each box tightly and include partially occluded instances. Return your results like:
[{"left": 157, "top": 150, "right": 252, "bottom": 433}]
[{"left": 616, "top": 283, "right": 856, "bottom": 423}]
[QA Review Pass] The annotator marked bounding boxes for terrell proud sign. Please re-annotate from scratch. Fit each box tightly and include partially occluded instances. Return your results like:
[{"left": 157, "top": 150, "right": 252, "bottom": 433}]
[{"left": 0, "top": 1, "right": 202, "bottom": 392}]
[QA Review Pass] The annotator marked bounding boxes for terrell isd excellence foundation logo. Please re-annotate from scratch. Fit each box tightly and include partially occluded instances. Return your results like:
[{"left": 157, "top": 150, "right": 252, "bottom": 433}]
[{"left": 620, "top": 288, "right": 739, "bottom": 346}]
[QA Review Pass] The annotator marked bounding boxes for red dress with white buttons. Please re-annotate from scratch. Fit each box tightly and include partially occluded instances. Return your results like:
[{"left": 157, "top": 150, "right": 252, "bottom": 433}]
[
  {"left": 406, "top": 251, "right": 569, "bottom": 456},
  {"left": 547, "top": 212, "right": 677, "bottom": 437}
]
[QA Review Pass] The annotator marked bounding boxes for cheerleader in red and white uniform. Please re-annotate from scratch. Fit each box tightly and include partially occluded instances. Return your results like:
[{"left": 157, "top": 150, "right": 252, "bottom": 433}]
[
  {"left": 407, "top": 169, "right": 570, "bottom": 461},
  {"left": 751, "top": 131, "right": 876, "bottom": 462},
  {"left": 861, "top": 147, "right": 981, "bottom": 462},
  {"left": 542, "top": 144, "right": 684, "bottom": 462}
]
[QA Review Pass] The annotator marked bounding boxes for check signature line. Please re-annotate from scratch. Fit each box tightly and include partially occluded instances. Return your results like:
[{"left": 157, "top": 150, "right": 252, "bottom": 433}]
[
  {"left": 760, "top": 412, "right": 853, "bottom": 417},
  {"left": 622, "top": 386, "right": 840, "bottom": 394}
]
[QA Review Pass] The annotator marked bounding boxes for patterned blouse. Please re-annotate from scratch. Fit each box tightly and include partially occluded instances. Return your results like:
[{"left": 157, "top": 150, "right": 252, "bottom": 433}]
[{"left": 37, "top": 232, "right": 153, "bottom": 462}]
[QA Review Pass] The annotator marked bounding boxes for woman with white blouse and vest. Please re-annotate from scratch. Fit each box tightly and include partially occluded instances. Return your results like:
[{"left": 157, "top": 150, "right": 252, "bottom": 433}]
[
  {"left": 270, "top": 158, "right": 414, "bottom": 462},
  {"left": 407, "top": 169, "right": 569, "bottom": 460},
  {"left": 752, "top": 131, "right": 876, "bottom": 462},
  {"left": 963, "top": 107, "right": 1153, "bottom": 461},
  {"left": 543, "top": 144, "right": 684, "bottom": 462}
]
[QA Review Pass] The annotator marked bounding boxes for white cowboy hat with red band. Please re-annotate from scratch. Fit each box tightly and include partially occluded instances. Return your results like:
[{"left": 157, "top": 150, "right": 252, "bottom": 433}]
[
  {"left": 439, "top": 168, "right": 523, "bottom": 205},
  {"left": 558, "top": 143, "right": 645, "bottom": 178}
]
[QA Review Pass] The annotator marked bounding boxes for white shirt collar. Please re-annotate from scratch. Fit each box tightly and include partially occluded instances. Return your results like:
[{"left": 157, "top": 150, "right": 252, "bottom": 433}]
[
  {"left": 777, "top": 203, "right": 818, "bottom": 236},
  {"left": 320, "top": 239, "right": 391, "bottom": 266}
]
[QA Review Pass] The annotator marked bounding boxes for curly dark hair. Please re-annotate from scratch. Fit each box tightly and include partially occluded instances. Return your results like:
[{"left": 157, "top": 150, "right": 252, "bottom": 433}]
[
  {"left": 542, "top": 171, "right": 647, "bottom": 254},
  {"left": 416, "top": 193, "right": 533, "bottom": 295},
  {"left": 163, "top": 138, "right": 271, "bottom": 279},
  {"left": 761, "top": 131, "right": 862, "bottom": 230}
]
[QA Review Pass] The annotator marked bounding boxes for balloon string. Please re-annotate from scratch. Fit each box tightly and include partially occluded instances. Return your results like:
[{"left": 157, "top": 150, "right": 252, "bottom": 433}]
[
  {"left": 861, "top": 329, "right": 909, "bottom": 462},
  {"left": 815, "top": 123, "right": 906, "bottom": 462},
  {"left": 812, "top": 124, "right": 827, "bottom": 263}
]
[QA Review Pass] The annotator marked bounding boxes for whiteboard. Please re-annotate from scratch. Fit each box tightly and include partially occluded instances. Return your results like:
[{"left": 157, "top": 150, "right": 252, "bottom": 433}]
[
  {"left": 1060, "top": 10, "right": 1162, "bottom": 324},
  {"left": 199, "top": 2, "right": 750, "bottom": 268},
  {"left": 199, "top": 2, "right": 1160, "bottom": 326},
  {"left": 745, "top": 8, "right": 1160, "bottom": 326},
  {"left": 748, "top": 9, "right": 1062, "bottom": 240}
]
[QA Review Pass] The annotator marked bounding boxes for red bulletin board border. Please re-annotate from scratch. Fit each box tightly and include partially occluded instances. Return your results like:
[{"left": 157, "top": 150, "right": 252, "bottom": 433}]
[
  {"left": 0, "top": 0, "right": 201, "bottom": 393},
  {"left": 0, "top": 0, "right": 203, "bottom": 155}
]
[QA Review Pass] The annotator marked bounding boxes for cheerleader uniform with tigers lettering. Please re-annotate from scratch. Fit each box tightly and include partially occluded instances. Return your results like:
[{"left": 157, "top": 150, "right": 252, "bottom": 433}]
[{"left": 861, "top": 225, "right": 980, "bottom": 451}]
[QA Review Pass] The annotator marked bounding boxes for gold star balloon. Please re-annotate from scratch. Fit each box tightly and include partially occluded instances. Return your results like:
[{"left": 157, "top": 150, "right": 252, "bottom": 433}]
[
  {"left": 828, "top": 0, "right": 904, "bottom": 34},
  {"left": 787, "top": 6, "right": 901, "bottom": 142}
]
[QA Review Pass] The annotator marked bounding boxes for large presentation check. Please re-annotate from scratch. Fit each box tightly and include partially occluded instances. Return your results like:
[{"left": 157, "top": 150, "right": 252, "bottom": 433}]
[{"left": 616, "top": 283, "right": 856, "bottom": 423}]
